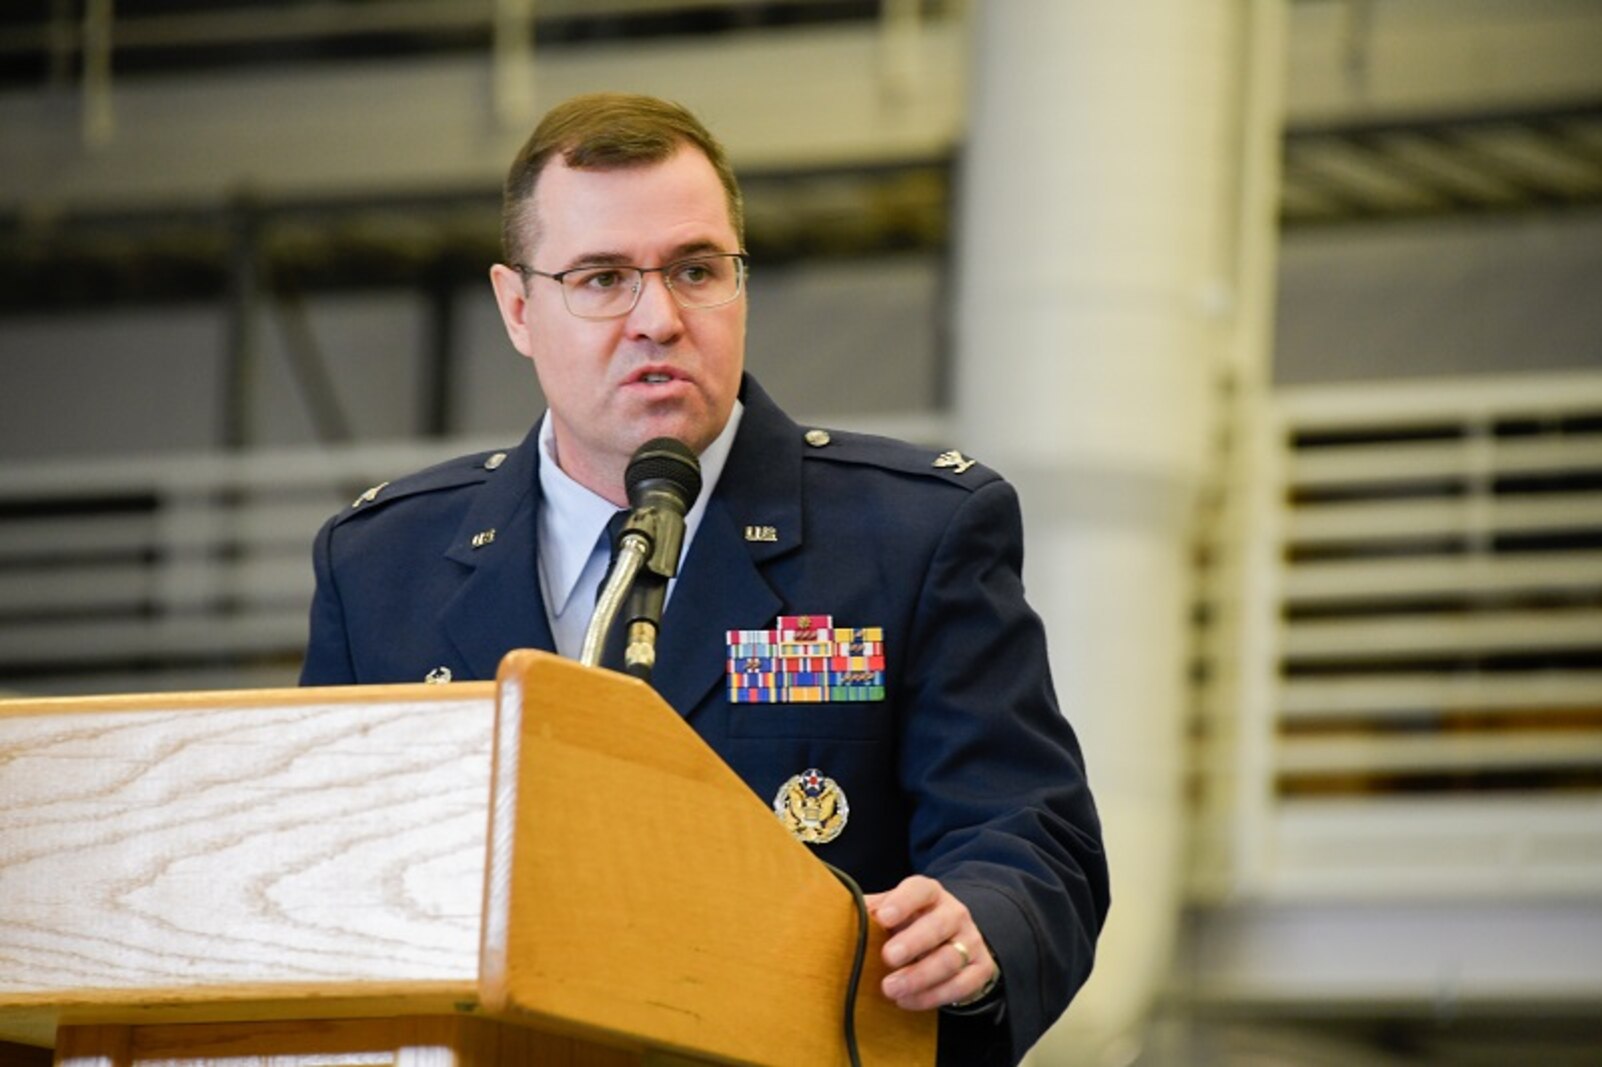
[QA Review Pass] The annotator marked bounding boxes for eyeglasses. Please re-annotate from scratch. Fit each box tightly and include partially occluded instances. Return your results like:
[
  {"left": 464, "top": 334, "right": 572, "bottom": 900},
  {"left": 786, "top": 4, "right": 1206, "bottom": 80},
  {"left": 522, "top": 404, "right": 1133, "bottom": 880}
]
[{"left": 513, "top": 252, "right": 748, "bottom": 320}]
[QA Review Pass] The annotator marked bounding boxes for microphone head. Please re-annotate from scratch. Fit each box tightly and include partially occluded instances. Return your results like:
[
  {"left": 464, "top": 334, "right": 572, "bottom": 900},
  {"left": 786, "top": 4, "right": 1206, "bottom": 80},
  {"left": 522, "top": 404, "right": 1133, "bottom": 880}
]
[{"left": 625, "top": 437, "right": 703, "bottom": 513}]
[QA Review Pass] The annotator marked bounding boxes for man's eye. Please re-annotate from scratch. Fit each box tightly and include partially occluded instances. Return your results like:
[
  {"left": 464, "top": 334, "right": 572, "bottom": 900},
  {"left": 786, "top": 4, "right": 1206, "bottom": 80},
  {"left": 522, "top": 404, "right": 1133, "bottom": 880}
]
[
  {"left": 575, "top": 270, "right": 622, "bottom": 290},
  {"left": 674, "top": 262, "right": 712, "bottom": 285}
]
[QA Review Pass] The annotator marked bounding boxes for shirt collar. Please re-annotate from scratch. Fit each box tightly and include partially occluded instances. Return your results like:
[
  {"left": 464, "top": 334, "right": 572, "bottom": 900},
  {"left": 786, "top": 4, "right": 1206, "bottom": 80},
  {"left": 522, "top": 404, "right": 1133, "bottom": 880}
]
[{"left": 535, "top": 399, "right": 744, "bottom": 619}]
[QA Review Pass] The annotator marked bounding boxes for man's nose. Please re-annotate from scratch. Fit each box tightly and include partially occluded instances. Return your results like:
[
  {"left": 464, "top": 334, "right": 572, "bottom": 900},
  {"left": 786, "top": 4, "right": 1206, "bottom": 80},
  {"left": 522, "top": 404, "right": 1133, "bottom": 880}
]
[{"left": 625, "top": 270, "right": 684, "bottom": 341}]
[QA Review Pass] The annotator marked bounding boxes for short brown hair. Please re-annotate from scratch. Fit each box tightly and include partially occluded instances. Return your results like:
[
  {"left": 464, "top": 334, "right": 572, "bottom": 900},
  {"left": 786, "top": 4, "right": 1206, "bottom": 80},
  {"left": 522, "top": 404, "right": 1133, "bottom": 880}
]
[{"left": 501, "top": 92, "right": 745, "bottom": 265}]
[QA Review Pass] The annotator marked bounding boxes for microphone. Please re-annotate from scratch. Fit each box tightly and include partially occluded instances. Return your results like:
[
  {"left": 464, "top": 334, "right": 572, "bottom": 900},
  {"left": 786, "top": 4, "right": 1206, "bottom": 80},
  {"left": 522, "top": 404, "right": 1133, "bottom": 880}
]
[
  {"left": 618, "top": 438, "right": 702, "bottom": 681},
  {"left": 579, "top": 438, "right": 703, "bottom": 682}
]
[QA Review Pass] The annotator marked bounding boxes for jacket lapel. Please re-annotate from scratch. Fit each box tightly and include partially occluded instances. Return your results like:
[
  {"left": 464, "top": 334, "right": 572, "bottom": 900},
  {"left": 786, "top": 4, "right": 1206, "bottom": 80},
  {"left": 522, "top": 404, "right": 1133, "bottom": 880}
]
[
  {"left": 652, "top": 377, "right": 803, "bottom": 716},
  {"left": 439, "top": 424, "right": 555, "bottom": 679}
]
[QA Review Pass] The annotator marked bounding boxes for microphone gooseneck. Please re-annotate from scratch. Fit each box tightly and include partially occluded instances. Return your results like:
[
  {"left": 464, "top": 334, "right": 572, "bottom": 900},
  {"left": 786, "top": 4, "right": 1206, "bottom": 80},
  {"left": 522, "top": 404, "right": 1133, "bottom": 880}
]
[{"left": 578, "top": 438, "right": 702, "bottom": 680}]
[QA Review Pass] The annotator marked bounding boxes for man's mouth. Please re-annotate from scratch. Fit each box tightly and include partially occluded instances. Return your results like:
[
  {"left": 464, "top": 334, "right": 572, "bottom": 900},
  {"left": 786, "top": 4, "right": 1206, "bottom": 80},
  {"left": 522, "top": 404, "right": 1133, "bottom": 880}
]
[{"left": 641, "top": 372, "right": 672, "bottom": 384}]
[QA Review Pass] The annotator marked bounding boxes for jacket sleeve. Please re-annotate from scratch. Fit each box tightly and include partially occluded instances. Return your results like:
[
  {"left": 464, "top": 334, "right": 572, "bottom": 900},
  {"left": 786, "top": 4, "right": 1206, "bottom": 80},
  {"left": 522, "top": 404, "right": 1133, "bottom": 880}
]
[
  {"left": 902, "top": 478, "right": 1110, "bottom": 1064},
  {"left": 299, "top": 515, "right": 357, "bottom": 686}
]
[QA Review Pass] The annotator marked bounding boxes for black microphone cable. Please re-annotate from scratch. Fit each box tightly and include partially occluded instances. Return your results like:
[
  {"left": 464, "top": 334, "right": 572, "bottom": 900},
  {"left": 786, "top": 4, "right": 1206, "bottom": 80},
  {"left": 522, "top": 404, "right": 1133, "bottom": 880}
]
[{"left": 823, "top": 860, "right": 869, "bottom": 1067}]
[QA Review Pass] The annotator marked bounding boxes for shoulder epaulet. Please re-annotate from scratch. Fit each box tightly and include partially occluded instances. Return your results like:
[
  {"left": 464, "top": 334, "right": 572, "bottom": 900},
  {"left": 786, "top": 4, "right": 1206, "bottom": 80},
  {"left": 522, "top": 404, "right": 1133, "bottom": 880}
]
[
  {"left": 796, "top": 426, "right": 1000, "bottom": 489},
  {"left": 335, "top": 448, "right": 512, "bottom": 524}
]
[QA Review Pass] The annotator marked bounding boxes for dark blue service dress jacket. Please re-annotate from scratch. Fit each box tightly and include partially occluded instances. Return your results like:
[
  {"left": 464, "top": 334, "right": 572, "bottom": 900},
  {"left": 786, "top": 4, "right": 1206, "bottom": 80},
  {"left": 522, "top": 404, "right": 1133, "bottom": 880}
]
[{"left": 301, "top": 375, "right": 1109, "bottom": 1065}]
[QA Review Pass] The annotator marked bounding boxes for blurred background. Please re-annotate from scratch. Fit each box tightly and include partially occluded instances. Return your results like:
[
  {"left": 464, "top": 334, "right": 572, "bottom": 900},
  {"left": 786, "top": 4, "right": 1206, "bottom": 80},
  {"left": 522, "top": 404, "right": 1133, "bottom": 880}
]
[{"left": 1, "top": 1, "right": 1599, "bottom": 1064}]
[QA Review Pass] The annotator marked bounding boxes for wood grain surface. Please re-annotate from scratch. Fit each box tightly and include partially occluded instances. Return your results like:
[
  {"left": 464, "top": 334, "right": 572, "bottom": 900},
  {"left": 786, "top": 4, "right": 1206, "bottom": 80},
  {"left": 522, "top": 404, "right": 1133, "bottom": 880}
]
[
  {"left": 53, "top": 1016, "right": 645, "bottom": 1067},
  {"left": 487, "top": 651, "right": 934, "bottom": 1066},
  {"left": 0, "top": 685, "right": 496, "bottom": 1044},
  {"left": 3, "top": 667, "right": 932, "bottom": 1065}
]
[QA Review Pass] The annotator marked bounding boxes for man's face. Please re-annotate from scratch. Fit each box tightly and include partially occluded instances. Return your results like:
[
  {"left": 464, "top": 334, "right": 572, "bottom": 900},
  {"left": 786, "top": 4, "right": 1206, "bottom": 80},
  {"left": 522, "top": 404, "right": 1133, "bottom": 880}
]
[{"left": 489, "top": 147, "right": 746, "bottom": 502}]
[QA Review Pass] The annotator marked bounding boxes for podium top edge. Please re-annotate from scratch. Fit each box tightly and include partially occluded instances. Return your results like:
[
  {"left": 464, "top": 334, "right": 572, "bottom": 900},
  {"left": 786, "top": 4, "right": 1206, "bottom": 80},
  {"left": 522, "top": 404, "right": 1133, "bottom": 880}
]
[{"left": 0, "top": 681, "right": 498, "bottom": 717}]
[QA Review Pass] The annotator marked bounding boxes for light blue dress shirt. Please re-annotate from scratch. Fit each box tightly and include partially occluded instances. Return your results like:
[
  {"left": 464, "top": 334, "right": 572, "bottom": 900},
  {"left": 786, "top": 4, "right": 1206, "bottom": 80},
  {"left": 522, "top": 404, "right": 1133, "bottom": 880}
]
[{"left": 536, "top": 401, "right": 745, "bottom": 659}]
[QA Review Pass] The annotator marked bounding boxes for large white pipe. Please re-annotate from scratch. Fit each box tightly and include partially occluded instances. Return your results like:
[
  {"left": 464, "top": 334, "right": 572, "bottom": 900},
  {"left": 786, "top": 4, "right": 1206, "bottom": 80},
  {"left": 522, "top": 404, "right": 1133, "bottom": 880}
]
[{"left": 953, "top": 3, "right": 1285, "bottom": 1062}]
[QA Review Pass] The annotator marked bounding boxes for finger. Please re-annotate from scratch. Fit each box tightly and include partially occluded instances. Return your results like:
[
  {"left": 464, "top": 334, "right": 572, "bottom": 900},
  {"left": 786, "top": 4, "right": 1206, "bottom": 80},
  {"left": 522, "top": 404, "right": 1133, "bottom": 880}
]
[
  {"left": 868, "top": 874, "right": 942, "bottom": 930},
  {"left": 879, "top": 877, "right": 974, "bottom": 970},
  {"left": 883, "top": 936, "right": 996, "bottom": 1012},
  {"left": 881, "top": 903, "right": 964, "bottom": 971}
]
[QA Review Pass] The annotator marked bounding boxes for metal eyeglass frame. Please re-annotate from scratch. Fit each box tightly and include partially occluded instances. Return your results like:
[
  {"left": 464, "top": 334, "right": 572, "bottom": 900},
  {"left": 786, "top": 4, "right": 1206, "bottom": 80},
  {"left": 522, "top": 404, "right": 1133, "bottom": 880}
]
[{"left": 512, "top": 252, "right": 749, "bottom": 319}]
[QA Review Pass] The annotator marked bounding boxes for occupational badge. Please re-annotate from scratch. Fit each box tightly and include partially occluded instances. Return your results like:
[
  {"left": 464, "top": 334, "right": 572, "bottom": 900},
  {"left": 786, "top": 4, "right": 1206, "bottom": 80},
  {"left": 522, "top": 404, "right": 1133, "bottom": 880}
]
[{"left": 774, "top": 767, "right": 849, "bottom": 845}]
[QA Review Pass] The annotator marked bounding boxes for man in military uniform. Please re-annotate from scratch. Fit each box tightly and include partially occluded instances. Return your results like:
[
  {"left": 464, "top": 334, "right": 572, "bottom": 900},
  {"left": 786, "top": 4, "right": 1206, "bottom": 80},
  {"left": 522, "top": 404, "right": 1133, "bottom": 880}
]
[{"left": 301, "top": 92, "right": 1108, "bottom": 1065}]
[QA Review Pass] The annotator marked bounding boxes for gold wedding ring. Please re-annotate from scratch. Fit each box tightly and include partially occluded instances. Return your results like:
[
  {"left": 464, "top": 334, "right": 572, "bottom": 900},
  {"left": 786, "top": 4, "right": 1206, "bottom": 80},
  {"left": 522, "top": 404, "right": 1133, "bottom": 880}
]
[{"left": 950, "top": 939, "right": 972, "bottom": 969}]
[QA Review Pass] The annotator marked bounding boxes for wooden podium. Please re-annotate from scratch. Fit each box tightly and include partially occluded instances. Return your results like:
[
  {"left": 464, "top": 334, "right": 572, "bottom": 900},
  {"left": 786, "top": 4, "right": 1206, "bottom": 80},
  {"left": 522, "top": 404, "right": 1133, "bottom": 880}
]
[{"left": 0, "top": 650, "right": 934, "bottom": 1067}]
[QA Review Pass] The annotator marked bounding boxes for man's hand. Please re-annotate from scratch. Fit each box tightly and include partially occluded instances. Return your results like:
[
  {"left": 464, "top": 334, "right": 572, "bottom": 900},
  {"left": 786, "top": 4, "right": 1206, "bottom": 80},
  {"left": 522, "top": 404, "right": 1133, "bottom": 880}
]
[{"left": 866, "top": 874, "right": 997, "bottom": 1011}]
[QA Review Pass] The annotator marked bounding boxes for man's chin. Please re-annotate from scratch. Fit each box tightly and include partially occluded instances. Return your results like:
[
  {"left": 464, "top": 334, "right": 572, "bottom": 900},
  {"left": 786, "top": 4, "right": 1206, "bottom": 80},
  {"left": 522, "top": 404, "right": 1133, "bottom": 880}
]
[
  {"left": 629, "top": 406, "right": 722, "bottom": 456},
  {"left": 633, "top": 425, "right": 711, "bottom": 457}
]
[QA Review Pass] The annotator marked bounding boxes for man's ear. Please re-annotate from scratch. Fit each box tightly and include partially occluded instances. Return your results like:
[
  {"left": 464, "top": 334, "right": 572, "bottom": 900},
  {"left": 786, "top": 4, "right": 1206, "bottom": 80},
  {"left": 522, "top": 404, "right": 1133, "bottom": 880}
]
[{"left": 488, "top": 263, "right": 535, "bottom": 359}]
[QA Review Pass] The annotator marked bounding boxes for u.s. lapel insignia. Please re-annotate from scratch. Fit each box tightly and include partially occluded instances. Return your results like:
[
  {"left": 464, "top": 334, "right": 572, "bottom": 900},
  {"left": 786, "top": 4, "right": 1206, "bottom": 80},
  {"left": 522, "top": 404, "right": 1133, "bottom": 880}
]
[
  {"left": 726, "top": 615, "right": 886, "bottom": 703},
  {"left": 744, "top": 524, "right": 778, "bottom": 543},
  {"left": 774, "top": 768, "right": 849, "bottom": 845},
  {"left": 933, "top": 450, "right": 977, "bottom": 475}
]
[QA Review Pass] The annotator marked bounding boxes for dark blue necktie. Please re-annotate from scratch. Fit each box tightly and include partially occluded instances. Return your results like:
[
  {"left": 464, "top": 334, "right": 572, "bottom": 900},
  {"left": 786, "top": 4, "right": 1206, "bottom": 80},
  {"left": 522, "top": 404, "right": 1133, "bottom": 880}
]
[{"left": 597, "top": 509, "right": 629, "bottom": 669}]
